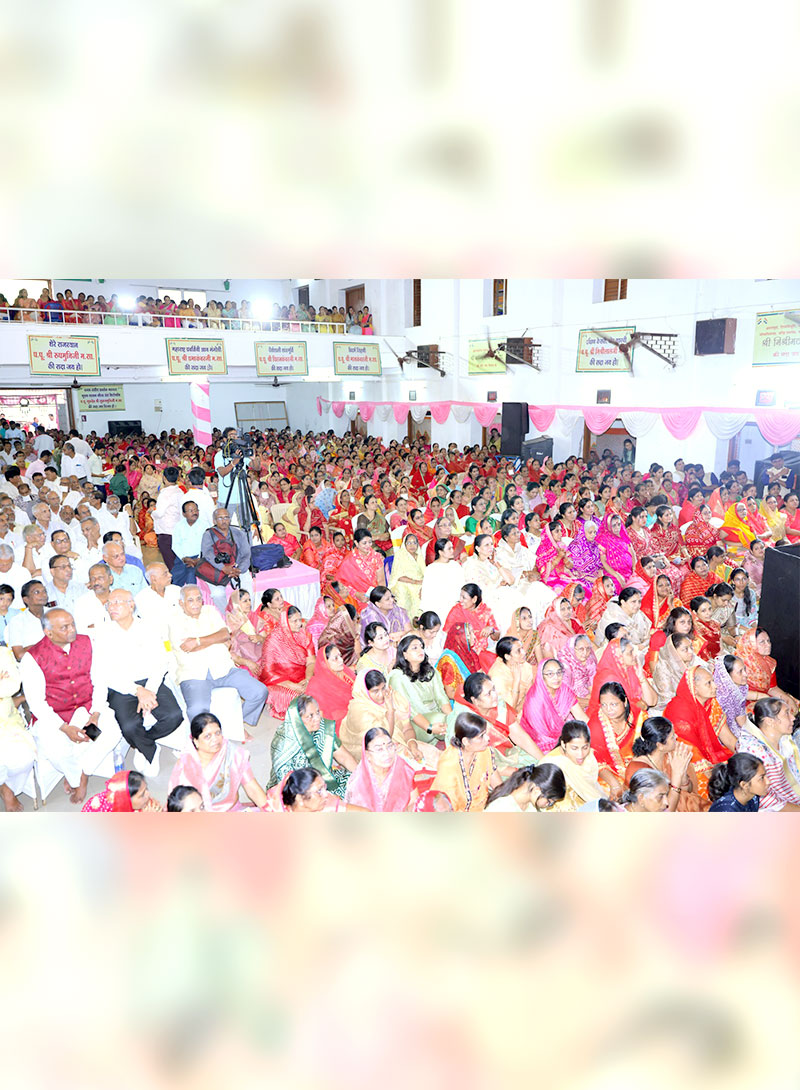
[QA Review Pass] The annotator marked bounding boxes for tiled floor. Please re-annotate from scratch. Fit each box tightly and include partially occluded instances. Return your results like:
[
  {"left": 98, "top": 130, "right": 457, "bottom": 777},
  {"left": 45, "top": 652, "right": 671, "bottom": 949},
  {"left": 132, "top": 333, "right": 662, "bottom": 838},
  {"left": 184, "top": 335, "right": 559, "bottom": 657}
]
[{"left": 15, "top": 704, "right": 281, "bottom": 812}]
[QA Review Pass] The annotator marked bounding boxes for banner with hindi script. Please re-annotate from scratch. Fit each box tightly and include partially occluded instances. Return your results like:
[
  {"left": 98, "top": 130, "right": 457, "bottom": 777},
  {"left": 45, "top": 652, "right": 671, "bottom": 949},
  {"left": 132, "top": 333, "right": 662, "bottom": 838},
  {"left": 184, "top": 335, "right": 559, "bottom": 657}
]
[
  {"left": 77, "top": 385, "right": 126, "bottom": 412},
  {"left": 254, "top": 340, "right": 308, "bottom": 377},
  {"left": 576, "top": 327, "right": 635, "bottom": 373},
  {"left": 753, "top": 311, "right": 800, "bottom": 366},
  {"left": 28, "top": 334, "right": 100, "bottom": 377},
  {"left": 333, "top": 341, "right": 382, "bottom": 376},
  {"left": 166, "top": 338, "right": 227, "bottom": 376}
]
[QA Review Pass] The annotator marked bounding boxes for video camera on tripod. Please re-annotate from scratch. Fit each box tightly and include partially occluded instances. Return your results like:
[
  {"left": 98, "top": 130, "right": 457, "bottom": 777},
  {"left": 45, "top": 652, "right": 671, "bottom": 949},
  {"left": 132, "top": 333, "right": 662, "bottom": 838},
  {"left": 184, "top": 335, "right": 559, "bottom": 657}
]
[{"left": 222, "top": 428, "right": 254, "bottom": 462}]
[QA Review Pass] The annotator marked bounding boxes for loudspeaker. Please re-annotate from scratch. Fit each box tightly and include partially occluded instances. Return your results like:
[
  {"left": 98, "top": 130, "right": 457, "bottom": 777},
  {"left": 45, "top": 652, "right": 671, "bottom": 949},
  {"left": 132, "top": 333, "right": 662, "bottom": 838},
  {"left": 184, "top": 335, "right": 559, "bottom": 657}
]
[
  {"left": 758, "top": 544, "right": 800, "bottom": 697},
  {"left": 521, "top": 436, "right": 553, "bottom": 462},
  {"left": 108, "top": 420, "right": 143, "bottom": 437},
  {"left": 695, "top": 317, "right": 737, "bottom": 355},
  {"left": 500, "top": 402, "right": 529, "bottom": 456}
]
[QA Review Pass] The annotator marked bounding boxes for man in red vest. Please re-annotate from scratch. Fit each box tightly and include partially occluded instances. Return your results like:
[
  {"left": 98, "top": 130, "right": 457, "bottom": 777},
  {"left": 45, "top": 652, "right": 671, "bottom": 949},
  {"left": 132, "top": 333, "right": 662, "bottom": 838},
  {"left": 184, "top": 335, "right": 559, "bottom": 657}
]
[{"left": 19, "top": 608, "right": 121, "bottom": 804}]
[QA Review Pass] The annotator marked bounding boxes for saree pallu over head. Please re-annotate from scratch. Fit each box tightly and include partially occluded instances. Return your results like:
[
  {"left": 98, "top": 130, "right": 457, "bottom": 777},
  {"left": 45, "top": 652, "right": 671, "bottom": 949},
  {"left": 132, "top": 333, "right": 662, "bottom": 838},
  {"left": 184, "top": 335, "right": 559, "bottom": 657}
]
[
  {"left": 588, "top": 639, "right": 644, "bottom": 720},
  {"left": 261, "top": 611, "right": 313, "bottom": 687},
  {"left": 721, "top": 504, "right": 756, "bottom": 547},
  {"left": 344, "top": 731, "right": 415, "bottom": 812},
  {"left": 759, "top": 499, "right": 787, "bottom": 541},
  {"left": 305, "top": 644, "right": 357, "bottom": 724},
  {"left": 585, "top": 575, "right": 613, "bottom": 632},
  {"left": 641, "top": 575, "right": 670, "bottom": 627},
  {"left": 567, "top": 525, "right": 604, "bottom": 590},
  {"left": 708, "top": 488, "right": 727, "bottom": 520},
  {"left": 506, "top": 606, "right": 538, "bottom": 662},
  {"left": 685, "top": 511, "right": 719, "bottom": 555},
  {"left": 81, "top": 770, "right": 135, "bottom": 813},
  {"left": 712, "top": 657, "right": 747, "bottom": 736},
  {"left": 519, "top": 661, "right": 578, "bottom": 752},
  {"left": 664, "top": 665, "right": 733, "bottom": 766},
  {"left": 692, "top": 613, "right": 721, "bottom": 662},
  {"left": 336, "top": 548, "right": 384, "bottom": 598},
  {"left": 596, "top": 512, "right": 633, "bottom": 589},
  {"left": 679, "top": 568, "right": 713, "bottom": 608},
  {"left": 537, "top": 597, "right": 577, "bottom": 656},
  {"left": 736, "top": 628, "right": 777, "bottom": 696},
  {"left": 267, "top": 697, "right": 349, "bottom": 798},
  {"left": 226, "top": 591, "right": 262, "bottom": 675},
  {"left": 307, "top": 596, "right": 331, "bottom": 651},
  {"left": 558, "top": 634, "right": 597, "bottom": 700},
  {"left": 651, "top": 633, "right": 692, "bottom": 707}
]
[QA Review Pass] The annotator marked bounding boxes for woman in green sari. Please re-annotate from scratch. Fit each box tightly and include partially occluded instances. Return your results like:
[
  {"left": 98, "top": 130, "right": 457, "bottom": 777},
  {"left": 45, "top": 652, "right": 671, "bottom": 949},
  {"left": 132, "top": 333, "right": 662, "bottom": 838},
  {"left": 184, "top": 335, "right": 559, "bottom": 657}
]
[
  {"left": 267, "top": 694, "right": 358, "bottom": 799},
  {"left": 388, "top": 634, "right": 451, "bottom": 742}
]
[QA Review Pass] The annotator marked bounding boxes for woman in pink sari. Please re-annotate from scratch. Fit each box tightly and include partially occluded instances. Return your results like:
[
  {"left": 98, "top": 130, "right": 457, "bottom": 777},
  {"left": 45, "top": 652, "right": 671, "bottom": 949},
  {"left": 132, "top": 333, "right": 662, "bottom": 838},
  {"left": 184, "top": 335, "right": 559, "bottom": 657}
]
[
  {"left": 535, "top": 519, "right": 574, "bottom": 592},
  {"left": 307, "top": 595, "right": 334, "bottom": 651},
  {"left": 537, "top": 596, "right": 582, "bottom": 659},
  {"left": 596, "top": 511, "right": 634, "bottom": 591},
  {"left": 225, "top": 590, "right": 264, "bottom": 679},
  {"left": 168, "top": 712, "right": 269, "bottom": 812},
  {"left": 519, "top": 659, "right": 587, "bottom": 753},
  {"left": 157, "top": 295, "right": 180, "bottom": 327},
  {"left": 334, "top": 529, "right": 386, "bottom": 609},
  {"left": 82, "top": 770, "right": 161, "bottom": 812},
  {"left": 344, "top": 726, "right": 416, "bottom": 811},
  {"left": 559, "top": 634, "right": 597, "bottom": 708}
]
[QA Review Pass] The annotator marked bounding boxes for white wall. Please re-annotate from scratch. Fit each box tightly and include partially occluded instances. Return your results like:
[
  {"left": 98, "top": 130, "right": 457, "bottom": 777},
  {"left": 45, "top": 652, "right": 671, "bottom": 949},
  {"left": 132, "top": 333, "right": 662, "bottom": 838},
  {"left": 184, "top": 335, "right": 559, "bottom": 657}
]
[{"left": 4, "top": 278, "right": 800, "bottom": 470}]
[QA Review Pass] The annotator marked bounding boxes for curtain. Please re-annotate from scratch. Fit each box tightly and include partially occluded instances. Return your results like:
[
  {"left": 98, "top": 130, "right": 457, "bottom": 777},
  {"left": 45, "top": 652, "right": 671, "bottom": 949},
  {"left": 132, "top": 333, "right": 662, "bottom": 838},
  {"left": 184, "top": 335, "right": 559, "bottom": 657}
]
[
  {"left": 619, "top": 411, "right": 659, "bottom": 438},
  {"left": 529, "top": 405, "right": 557, "bottom": 432},
  {"left": 374, "top": 404, "right": 393, "bottom": 422},
  {"left": 410, "top": 405, "right": 429, "bottom": 423},
  {"left": 331, "top": 401, "right": 345, "bottom": 418},
  {"left": 581, "top": 407, "right": 619, "bottom": 435},
  {"left": 661, "top": 408, "right": 702, "bottom": 439},
  {"left": 752, "top": 410, "right": 800, "bottom": 446},
  {"left": 430, "top": 402, "right": 452, "bottom": 424},
  {"left": 358, "top": 402, "right": 376, "bottom": 422},
  {"left": 703, "top": 411, "right": 750, "bottom": 440},
  {"left": 474, "top": 404, "right": 499, "bottom": 427},
  {"left": 344, "top": 403, "right": 359, "bottom": 420},
  {"left": 451, "top": 405, "right": 473, "bottom": 424},
  {"left": 393, "top": 404, "right": 410, "bottom": 424}
]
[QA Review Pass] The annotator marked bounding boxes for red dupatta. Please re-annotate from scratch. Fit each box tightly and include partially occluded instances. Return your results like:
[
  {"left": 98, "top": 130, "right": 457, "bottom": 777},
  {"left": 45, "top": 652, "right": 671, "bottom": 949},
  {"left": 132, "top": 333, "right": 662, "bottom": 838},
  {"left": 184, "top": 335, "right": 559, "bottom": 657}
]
[
  {"left": 443, "top": 600, "right": 497, "bottom": 672},
  {"left": 663, "top": 666, "right": 732, "bottom": 765},
  {"left": 585, "top": 575, "right": 613, "bottom": 633},
  {"left": 260, "top": 612, "right": 313, "bottom": 687},
  {"left": 336, "top": 547, "right": 384, "bottom": 597},
  {"left": 684, "top": 511, "right": 719, "bottom": 555},
  {"left": 588, "top": 639, "right": 645, "bottom": 720},
  {"left": 81, "top": 771, "right": 135, "bottom": 812},
  {"left": 305, "top": 644, "right": 357, "bottom": 724}
]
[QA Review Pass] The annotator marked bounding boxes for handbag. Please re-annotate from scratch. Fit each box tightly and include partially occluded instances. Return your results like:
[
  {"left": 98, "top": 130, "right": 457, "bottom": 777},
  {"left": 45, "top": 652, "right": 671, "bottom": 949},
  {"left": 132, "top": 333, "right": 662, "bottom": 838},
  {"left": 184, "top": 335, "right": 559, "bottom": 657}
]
[
  {"left": 196, "top": 528, "right": 237, "bottom": 585},
  {"left": 251, "top": 542, "right": 289, "bottom": 572}
]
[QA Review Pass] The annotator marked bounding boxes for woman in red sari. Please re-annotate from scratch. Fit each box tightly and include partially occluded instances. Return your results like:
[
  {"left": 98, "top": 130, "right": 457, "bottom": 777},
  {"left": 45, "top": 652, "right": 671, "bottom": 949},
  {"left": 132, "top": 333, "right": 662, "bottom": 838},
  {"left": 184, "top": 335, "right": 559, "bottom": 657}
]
[
  {"left": 300, "top": 525, "right": 325, "bottom": 570},
  {"left": 334, "top": 529, "right": 386, "bottom": 610},
  {"left": 81, "top": 770, "right": 161, "bottom": 812},
  {"left": 679, "top": 555, "right": 714, "bottom": 607},
  {"left": 327, "top": 489, "right": 357, "bottom": 547},
  {"left": 664, "top": 664, "right": 734, "bottom": 797},
  {"left": 641, "top": 573, "right": 673, "bottom": 631},
  {"left": 587, "top": 679, "right": 635, "bottom": 781},
  {"left": 297, "top": 491, "right": 325, "bottom": 538},
  {"left": 588, "top": 637, "right": 657, "bottom": 728},
  {"left": 305, "top": 642, "right": 357, "bottom": 727},
  {"left": 736, "top": 627, "right": 798, "bottom": 715},
  {"left": 443, "top": 583, "right": 500, "bottom": 673},
  {"left": 689, "top": 596, "right": 721, "bottom": 662},
  {"left": 648, "top": 504, "right": 690, "bottom": 592},
  {"left": 625, "top": 507, "right": 654, "bottom": 565},
  {"left": 684, "top": 504, "right": 719, "bottom": 556},
  {"left": 321, "top": 531, "right": 350, "bottom": 590},
  {"left": 260, "top": 607, "right": 316, "bottom": 720},
  {"left": 255, "top": 587, "right": 287, "bottom": 641}
]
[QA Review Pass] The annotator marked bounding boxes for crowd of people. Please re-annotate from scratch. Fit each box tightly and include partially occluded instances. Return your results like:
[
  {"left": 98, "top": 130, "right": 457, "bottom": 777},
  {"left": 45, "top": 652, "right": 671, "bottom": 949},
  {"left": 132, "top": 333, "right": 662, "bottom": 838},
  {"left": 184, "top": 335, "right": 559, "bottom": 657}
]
[
  {"left": 0, "top": 288, "right": 375, "bottom": 334},
  {"left": 0, "top": 414, "right": 798, "bottom": 813}
]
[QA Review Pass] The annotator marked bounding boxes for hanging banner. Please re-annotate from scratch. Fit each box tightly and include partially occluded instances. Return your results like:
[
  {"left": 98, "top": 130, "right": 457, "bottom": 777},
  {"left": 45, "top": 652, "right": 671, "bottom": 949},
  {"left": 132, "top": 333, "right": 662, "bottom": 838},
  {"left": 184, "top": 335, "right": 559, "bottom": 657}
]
[
  {"left": 467, "top": 338, "right": 506, "bottom": 375},
  {"left": 254, "top": 340, "right": 308, "bottom": 377},
  {"left": 333, "top": 341, "right": 382, "bottom": 376},
  {"left": 166, "top": 338, "right": 227, "bottom": 376},
  {"left": 0, "top": 392, "right": 60, "bottom": 429},
  {"left": 576, "top": 327, "right": 635, "bottom": 372},
  {"left": 753, "top": 311, "right": 800, "bottom": 366},
  {"left": 28, "top": 334, "right": 100, "bottom": 377},
  {"left": 77, "top": 385, "right": 125, "bottom": 412}
]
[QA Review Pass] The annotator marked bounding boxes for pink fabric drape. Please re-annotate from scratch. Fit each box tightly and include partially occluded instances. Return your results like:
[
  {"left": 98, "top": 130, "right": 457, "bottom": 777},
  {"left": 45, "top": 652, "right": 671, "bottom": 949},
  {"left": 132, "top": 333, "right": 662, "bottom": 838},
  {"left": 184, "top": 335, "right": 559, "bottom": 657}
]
[
  {"left": 581, "top": 407, "right": 619, "bottom": 434},
  {"left": 393, "top": 404, "right": 410, "bottom": 423},
  {"left": 474, "top": 404, "right": 499, "bottom": 427},
  {"left": 331, "top": 401, "right": 345, "bottom": 418},
  {"left": 752, "top": 409, "right": 800, "bottom": 446},
  {"left": 431, "top": 402, "right": 451, "bottom": 424},
  {"left": 529, "top": 406, "right": 557, "bottom": 432},
  {"left": 661, "top": 408, "right": 702, "bottom": 439},
  {"left": 359, "top": 402, "right": 376, "bottom": 422}
]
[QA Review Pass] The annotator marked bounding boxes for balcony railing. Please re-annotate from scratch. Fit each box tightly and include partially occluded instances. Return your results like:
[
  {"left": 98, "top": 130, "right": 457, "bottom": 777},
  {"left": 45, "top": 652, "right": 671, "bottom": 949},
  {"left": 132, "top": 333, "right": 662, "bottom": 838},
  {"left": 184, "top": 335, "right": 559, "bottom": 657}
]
[{"left": 0, "top": 307, "right": 374, "bottom": 335}]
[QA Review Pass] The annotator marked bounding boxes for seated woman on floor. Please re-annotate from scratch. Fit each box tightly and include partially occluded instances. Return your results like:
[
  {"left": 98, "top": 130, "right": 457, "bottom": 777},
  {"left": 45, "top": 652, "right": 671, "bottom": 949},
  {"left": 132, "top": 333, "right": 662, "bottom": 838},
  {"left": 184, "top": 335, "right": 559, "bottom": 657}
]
[
  {"left": 169, "top": 712, "right": 269, "bottom": 812},
  {"left": 545, "top": 720, "right": 623, "bottom": 811},
  {"left": 484, "top": 763, "right": 567, "bottom": 812},
  {"left": 624, "top": 715, "right": 702, "bottom": 811},
  {"left": 388, "top": 633, "right": 451, "bottom": 742},
  {"left": 431, "top": 711, "right": 504, "bottom": 812},
  {"left": 707, "top": 752, "right": 768, "bottom": 812},
  {"left": 82, "top": 770, "right": 162, "bottom": 812},
  {"left": 267, "top": 694, "right": 358, "bottom": 801},
  {"left": 448, "top": 669, "right": 544, "bottom": 767},
  {"left": 344, "top": 727, "right": 417, "bottom": 812}
]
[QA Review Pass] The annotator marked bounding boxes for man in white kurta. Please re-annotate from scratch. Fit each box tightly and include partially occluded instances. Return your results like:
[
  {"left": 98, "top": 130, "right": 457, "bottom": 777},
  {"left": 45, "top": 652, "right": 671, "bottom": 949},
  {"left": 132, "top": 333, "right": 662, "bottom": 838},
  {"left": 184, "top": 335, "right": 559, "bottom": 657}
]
[
  {"left": 135, "top": 562, "right": 181, "bottom": 645},
  {"left": 73, "top": 563, "right": 114, "bottom": 639},
  {"left": 19, "top": 608, "right": 121, "bottom": 804}
]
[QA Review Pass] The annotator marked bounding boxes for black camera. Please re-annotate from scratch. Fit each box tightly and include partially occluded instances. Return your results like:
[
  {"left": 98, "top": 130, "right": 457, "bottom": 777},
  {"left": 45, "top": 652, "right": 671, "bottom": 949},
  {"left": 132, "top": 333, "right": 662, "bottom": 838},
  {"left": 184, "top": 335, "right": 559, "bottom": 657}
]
[
  {"left": 223, "top": 428, "right": 254, "bottom": 461},
  {"left": 213, "top": 550, "right": 231, "bottom": 565}
]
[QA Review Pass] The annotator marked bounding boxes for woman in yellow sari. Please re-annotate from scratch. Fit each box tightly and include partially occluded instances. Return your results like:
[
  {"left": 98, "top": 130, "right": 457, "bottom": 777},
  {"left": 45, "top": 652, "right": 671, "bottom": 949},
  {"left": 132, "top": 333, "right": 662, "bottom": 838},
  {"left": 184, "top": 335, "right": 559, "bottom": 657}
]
[
  {"left": 339, "top": 669, "right": 440, "bottom": 773},
  {"left": 389, "top": 533, "right": 426, "bottom": 616},
  {"left": 545, "top": 720, "right": 620, "bottom": 811},
  {"left": 489, "top": 635, "right": 535, "bottom": 717},
  {"left": 505, "top": 605, "right": 540, "bottom": 664},
  {"left": 759, "top": 496, "right": 787, "bottom": 542},
  {"left": 431, "top": 711, "right": 503, "bottom": 811}
]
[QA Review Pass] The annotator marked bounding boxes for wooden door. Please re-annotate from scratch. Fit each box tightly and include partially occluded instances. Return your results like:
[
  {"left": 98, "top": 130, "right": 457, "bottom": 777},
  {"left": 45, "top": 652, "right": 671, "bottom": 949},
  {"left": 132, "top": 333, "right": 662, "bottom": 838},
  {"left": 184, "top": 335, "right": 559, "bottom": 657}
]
[
  {"left": 408, "top": 413, "right": 431, "bottom": 444},
  {"left": 346, "top": 284, "right": 365, "bottom": 313}
]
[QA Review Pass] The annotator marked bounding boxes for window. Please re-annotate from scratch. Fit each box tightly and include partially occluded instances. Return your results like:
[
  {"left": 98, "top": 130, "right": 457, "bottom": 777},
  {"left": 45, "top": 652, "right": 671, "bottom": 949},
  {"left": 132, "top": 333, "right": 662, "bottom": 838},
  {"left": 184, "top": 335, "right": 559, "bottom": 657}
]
[
  {"left": 158, "top": 288, "right": 207, "bottom": 307},
  {"left": 492, "top": 279, "right": 507, "bottom": 316},
  {"left": 413, "top": 279, "right": 421, "bottom": 326},
  {"left": 235, "top": 401, "right": 288, "bottom": 431},
  {"left": 603, "top": 278, "right": 628, "bottom": 301}
]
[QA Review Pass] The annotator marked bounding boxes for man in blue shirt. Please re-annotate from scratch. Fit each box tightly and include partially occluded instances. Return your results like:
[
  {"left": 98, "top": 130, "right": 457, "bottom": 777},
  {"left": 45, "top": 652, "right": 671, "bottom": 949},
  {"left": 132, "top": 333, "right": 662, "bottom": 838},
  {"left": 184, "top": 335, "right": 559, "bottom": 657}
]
[{"left": 102, "top": 539, "right": 147, "bottom": 596}]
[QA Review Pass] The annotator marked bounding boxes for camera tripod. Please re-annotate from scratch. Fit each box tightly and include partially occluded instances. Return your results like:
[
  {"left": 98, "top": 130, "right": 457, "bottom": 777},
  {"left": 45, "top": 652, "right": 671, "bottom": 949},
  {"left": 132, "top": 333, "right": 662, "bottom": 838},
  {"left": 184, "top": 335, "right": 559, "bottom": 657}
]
[{"left": 222, "top": 456, "right": 264, "bottom": 544}]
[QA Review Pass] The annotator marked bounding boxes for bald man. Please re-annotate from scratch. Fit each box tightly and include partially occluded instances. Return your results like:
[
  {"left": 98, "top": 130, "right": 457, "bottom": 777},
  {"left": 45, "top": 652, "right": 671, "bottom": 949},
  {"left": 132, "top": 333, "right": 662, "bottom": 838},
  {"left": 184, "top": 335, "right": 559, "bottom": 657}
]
[
  {"left": 100, "top": 590, "right": 183, "bottom": 774},
  {"left": 19, "top": 608, "right": 121, "bottom": 805}
]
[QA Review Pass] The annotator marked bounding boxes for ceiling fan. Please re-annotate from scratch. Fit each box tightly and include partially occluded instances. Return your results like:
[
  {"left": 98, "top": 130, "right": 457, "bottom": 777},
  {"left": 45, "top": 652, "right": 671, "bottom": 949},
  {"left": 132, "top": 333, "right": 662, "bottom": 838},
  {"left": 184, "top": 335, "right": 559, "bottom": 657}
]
[
  {"left": 589, "top": 329, "right": 677, "bottom": 372},
  {"left": 257, "top": 376, "right": 296, "bottom": 388},
  {"left": 469, "top": 327, "right": 541, "bottom": 372},
  {"left": 382, "top": 339, "right": 446, "bottom": 376}
]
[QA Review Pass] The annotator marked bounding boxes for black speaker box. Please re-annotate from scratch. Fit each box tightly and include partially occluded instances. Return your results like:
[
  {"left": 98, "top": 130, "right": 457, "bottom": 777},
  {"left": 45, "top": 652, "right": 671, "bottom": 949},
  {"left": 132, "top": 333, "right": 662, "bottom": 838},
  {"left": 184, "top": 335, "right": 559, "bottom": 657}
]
[
  {"left": 521, "top": 436, "right": 554, "bottom": 462},
  {"left": 758, "top": 544, "right": 800, "bottom": 697},
  {"left": 695, "top": 317, "right": 736, "bottom": 355},
  {"left": 108, "top": 420, "right": 144, "bottom": 437},
  {"left": 500, "top": 401, "right": 529, "bottom": 456}
]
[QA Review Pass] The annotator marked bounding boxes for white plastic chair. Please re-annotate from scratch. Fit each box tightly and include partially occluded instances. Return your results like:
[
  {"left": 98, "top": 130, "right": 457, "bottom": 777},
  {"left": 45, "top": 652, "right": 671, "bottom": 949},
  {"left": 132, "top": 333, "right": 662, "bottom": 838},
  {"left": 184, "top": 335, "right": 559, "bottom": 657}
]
[{"left": 210, "top": 687, "right": 245, "bottom": 742}]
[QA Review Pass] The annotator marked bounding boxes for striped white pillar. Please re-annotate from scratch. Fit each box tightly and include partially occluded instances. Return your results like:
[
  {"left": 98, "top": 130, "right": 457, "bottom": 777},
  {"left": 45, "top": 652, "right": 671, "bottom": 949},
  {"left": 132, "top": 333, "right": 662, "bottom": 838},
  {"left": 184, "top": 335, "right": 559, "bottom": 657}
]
[{"left": 190, "top": 381, "right": 212, "bottom": 447}]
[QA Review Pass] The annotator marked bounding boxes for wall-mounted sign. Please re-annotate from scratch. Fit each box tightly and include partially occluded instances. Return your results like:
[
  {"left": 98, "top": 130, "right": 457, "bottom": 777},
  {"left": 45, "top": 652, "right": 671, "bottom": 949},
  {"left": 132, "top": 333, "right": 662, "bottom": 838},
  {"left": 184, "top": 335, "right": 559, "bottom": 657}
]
[
  {"left": 28, "top": 335, "right": 100, "bottom": 377},
  {"left": 166, "top": 338, "right": 227, "bottom": 375},
  {"left": 753, "top": 311, "right": 800, "bottom": 366},
  {"left": 334, "top": 341, "right": 382, "bottom": 376},
  {"left": 596, "top": 389, "right": 612, "bottom": 404},
  {"left": 77, "top": 385, "right": 125, "bottom": 412},
  {"left": 468, "top": 339, "right": 506, "bottom": 375},
  {"left": 755, "top": 389, "right": 777, "bottom": 407},
  {"left": 576, "top": 327, "right": 635, "bottom": 372},
  {"left": 254, "top": 340, "right": 308, "bottom": 377}
]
